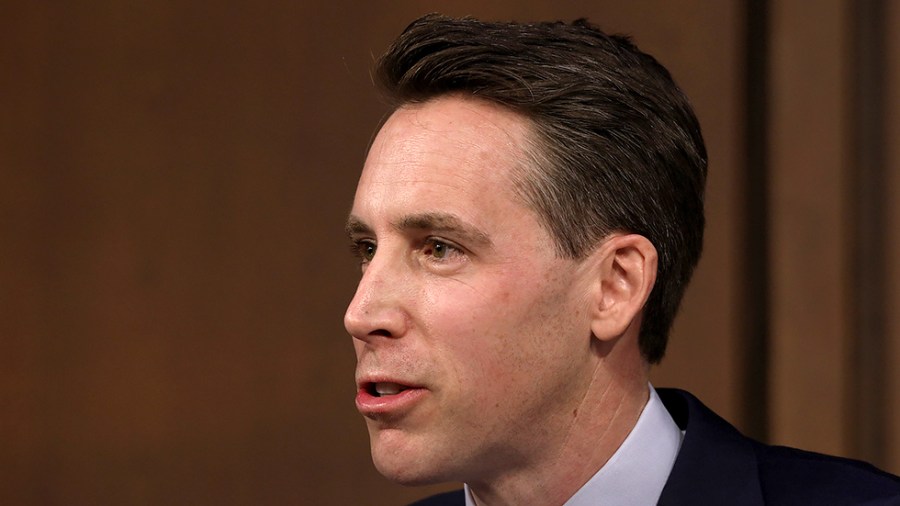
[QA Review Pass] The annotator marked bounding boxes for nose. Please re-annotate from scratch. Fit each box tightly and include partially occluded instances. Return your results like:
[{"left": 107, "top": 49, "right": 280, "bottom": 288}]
[{"left": 344, "top": 253, "right": 409, "bottom": 343}]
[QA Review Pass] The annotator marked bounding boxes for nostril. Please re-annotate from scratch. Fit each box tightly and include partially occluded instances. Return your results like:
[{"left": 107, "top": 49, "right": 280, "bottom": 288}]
[{"left": 344, "top": 291, "right": 406, "bottom": 340}]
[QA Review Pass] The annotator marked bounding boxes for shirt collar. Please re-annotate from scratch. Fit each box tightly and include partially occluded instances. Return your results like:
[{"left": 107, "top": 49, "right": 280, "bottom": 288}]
[{"left": 464, "top": 385, "right": 683, "bottom": 506}]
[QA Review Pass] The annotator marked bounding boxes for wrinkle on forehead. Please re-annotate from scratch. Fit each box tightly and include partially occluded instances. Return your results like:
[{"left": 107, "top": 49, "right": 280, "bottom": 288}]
[
  {"left": 366, "top": 95, "right": 537, "bottom": 191},
  {"left": 411, "top": 98, "right": 531, "bottom": 150}
]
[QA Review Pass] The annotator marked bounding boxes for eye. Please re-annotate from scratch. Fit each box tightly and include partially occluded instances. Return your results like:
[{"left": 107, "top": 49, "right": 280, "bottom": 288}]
[
  {"left": 422, "top": 238, "right": 461, "bottom": 261},
  {"left": 350, "top": 240, "right": 376, "bottom": 263}
]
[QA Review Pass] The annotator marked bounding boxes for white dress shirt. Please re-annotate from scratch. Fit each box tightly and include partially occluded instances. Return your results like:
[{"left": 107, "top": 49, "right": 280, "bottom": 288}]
[{"left": 464, "top": 385, "right": 683, "bottom": 505}]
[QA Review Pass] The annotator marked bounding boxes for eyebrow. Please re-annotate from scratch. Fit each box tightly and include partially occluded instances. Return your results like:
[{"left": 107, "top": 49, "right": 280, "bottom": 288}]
[
  {"left": 345, "top": 215, "right": 373, "bottom": 237},
  {"left": 345, "top": 212, "right": 493, "bottom": 249}
]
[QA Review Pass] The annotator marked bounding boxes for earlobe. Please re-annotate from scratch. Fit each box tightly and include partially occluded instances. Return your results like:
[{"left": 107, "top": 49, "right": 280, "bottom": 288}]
[{"left": 589, "top": 234, "right": 658, "bottom": 341}]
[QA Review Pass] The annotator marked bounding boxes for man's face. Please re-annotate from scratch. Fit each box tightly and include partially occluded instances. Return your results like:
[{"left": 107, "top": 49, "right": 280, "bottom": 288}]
[{"left": 344, "top": 96, "right": 599, "bottom": 485}]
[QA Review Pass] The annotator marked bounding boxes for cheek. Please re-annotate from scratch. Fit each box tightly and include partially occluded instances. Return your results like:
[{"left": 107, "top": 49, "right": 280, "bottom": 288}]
[
  {"left": 417, "top": 259, "right": 587, "bottom": 378},
  {"left": 425, "top": 280, "right": 563, "bottom": 379},
  {"left": 481, "top": 281, "right": 585, "bottom": 373},
  {"left": 416, "top": 283, "right": 512, "bottom": 380}
]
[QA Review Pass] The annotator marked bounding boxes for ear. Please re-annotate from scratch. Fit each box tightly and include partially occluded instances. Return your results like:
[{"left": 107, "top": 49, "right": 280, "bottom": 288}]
[{"left": 589, "top": 234, "right": 658, "bottom": 341}]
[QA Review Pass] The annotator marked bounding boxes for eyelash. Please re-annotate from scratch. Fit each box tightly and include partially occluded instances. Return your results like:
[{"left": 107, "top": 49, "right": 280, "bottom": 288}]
[
  {"left": 349, "top": 239, "right": 376, "bottom": 263},
  {"left": 421, "top": 237, "right": 463, "bottom": 261},
  {"left": 347, "top": 237, "right": 464, "bottom": 265}
]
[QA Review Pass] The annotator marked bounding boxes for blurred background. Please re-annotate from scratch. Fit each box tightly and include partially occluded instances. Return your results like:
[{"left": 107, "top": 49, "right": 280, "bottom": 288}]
[{"left": 2, "top": 1, "right": 898, "bottom": 504}]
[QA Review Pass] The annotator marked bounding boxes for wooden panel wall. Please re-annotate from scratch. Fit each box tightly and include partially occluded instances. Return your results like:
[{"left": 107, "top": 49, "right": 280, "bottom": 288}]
[
  {"left": 768, "top": 0, "right": 854, "bottom": 457},
  {"left": 886, "top": 0, "right": 900, "bottom": 474},
  {"left": 873, "top": 1, "right": 900, "bottom": 474},
  {"left": 0, "top": 1, "right": 896, "bottom": 505},
  {"left": 766, "top": 0, "right": 900, "bottom": 472}
]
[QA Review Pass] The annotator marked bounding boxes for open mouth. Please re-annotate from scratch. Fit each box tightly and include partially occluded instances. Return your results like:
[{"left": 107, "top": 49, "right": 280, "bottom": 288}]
[
  {"left": 356, "top": 380, "right": 426, "bottom": 416},
  {"left": 367, "top": 382, "right": 410, "bottom": 397}
]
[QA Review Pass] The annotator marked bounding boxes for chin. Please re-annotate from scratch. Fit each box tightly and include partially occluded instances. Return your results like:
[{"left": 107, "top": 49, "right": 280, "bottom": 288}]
[
  {"left": 370, "top": 431, "right": 452, "bottom": 485},
  {"left": 373, "top": 454, "right": 449, "bottom": 486}
]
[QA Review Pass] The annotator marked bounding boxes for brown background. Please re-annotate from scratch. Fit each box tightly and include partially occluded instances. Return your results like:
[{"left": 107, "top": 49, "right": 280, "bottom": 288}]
[{"left": 2, "top": 1, "right": 898, "bottom": 504}]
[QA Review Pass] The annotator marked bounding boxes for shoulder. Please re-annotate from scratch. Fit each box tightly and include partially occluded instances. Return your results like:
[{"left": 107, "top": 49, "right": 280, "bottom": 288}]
[
  {"left": 657, "top": 388, "right": 900, "bottom": 505},
  {"left": 752, "top": 443, "right": 900, "bottom": 504},
  {"left": 407, "top": 489, "right": 465, "bottom": 506}
]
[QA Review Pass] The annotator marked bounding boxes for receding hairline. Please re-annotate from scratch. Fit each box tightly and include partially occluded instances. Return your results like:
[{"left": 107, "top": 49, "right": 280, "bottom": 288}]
[
  {"left": 365, "top": 93, "right": 556, "bottom": 239},
  {"left": 392, "top": 94, "right": 583, "bottom": 258}
]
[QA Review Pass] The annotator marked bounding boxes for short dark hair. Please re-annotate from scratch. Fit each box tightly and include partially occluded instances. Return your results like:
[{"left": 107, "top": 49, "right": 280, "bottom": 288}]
[{"left": 374, "top": 14, "right": 707, "bottom": 363}]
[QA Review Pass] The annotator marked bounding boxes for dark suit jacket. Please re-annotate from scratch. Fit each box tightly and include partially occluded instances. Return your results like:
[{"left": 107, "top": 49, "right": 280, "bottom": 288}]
[{"left": 409, "top": 388, "right": 900, "bottom": 505}]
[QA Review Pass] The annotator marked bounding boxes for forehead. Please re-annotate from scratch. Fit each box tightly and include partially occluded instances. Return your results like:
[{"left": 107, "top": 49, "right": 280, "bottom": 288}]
[{"left": 354, "top": 96, "right": 534, "bottom": 219}]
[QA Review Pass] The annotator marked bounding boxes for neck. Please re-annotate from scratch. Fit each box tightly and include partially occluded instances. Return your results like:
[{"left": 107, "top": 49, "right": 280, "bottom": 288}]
[{"left": 468, "top": 338, "right": 649, "bottom": 506}]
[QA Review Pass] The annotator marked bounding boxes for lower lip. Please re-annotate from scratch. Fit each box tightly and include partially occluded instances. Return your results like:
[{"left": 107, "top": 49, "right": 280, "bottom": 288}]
[{"left": 355, "top": 387, "right": 428, "bottom": 418}]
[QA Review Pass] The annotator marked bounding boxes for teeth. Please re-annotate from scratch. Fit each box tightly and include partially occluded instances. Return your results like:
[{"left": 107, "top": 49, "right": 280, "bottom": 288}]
[{"left": 374, "top": 382, "right": 405, "bottom": 396}]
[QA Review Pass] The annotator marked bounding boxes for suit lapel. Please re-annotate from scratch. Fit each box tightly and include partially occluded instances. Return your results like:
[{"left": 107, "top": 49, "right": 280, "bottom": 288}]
[{"left": 656, "top": 388, "right": 765, "bottom": 506}]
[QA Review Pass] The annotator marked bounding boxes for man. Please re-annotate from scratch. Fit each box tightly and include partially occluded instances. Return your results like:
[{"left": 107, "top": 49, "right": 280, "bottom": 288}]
[{"left": 344, "top": 14, "right": 900, "bottom": 505}]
